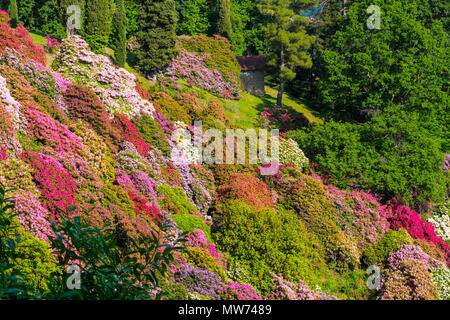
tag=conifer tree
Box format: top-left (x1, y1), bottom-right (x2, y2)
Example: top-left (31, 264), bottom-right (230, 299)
top-left (114, 0), bottom-right (127, 67)
top-left (82, 0), bottom-right (115, 52)
top-left (136, 0), bottom-right (177, 74)
top-left (217, 0), bottom-right (232, 39)
top-left (258, 0), bottom-right (316, 107)
top-left (8, 0), bottom-right (18, 28)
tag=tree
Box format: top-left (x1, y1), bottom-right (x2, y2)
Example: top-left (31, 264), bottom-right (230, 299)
top-left (257, 0), bottom-right (316, 107)
top-left (8, 0), bottom-right (18, 28)
top-left (175, 0), bottom-right (211, 35)
top-left (317, 0), bottom-right (448, 124)
top-left (217, 0), bottom-right (232, 38)
top-left (114, 0), bottom-right (127, 67)
top-left (82, 0), bottom-right (115, 52)
top-left (136, 0), bottom-right (177, 74)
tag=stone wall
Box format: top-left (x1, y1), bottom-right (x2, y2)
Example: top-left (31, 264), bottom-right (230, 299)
top-left (240, 70), bottom-right (265, 97)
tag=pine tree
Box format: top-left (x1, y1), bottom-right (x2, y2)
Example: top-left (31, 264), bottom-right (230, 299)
top-left (136, 0), bottom-right (177, 74)
top-left (8, 0), bottom-right (18, 28)
top-left (82, 0), bottom-right (115, 52)
top-left (115, 0), bottom-right (127, 67)
top-left (217, 0), bottom-right (232, 39)
top-left (257, 0), bottom-right (316, 107)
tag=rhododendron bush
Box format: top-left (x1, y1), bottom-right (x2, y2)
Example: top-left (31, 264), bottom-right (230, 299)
top-left (0, 11), bottom-right (46, 65)
top-left (54, 36), bottom-right (154, 119)
top-left (158, 49), bottom-right (241, 99)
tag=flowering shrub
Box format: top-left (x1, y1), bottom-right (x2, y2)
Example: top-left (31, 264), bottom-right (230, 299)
top-left (186, 246), bottom-right (227, 281)
top-left (45, 35), bottom-right (61, 54)
top-left (172, 214), bottom-right (212, 241)
top-left (128, 191), bottom-right (162, 223)
top-left (158, 184), bottom-right (198, 216)
top-left (0, 65), bottom-right (66, 124)
top-left (176, 92), bottom-right (203, 118)
top-left (388, 205), bottom-right (450, 266)
top-left (432, 267), bottom-right (450, 300)
top-left (151, 91), bottom-right (191, 124)
top-left (379, 245), bottom-right (441, 300)
top-left (0, 73), bottom-right (26, 134)
top-left (266, 273), bottom-right (338, 300)
top-left (134, 114), bottom-right (172, 157)
top-left (0, 145), bottom-right (6, 161)
top-left (278, 137), bottom-right (309, 170)
top-left (14, 192), bottom-right (52, 242)
top-left (361, 229), bottom-right (414, 266)
top-left (380, 258), bottom-right (439, 300)
top-left (127, 36), bottom-right (140, 52)
top-left (327, 185), bottom-right (390, 250)
top-left (215, 200), bottom-right (333, 294)
top-left (216, 173), bottom-right (273, 211)
top-left (112, 113), bottom-right (149, 157)
top-left (21, 151), bottom-right (78, 217)
top-left (160, 49), bottom-right (240, 99)
top-left (177, 34), bottom-right (241, 90)
top-left (428, 211), bottom-right (450, 242)
top-left (0, 156), bottom-right (40, 198)
top-left (0, 11), bottom-right (46, 65)
top-left (0, 48), bottom-right (58, 101)
top-left (206, 97), bottom-right (225, 123)
top-left (219, 281), bottom-right (262, 300)
top-left (0, 98), bottom-right (22, 156)
top-left (54, 36), bottom-right (154, 119)
top-left (64, 83), bottom-right (123, 150)
top-left (173, 263), bottom-right (223, 299)
top-left (186, 229), bottom-right (227, 269)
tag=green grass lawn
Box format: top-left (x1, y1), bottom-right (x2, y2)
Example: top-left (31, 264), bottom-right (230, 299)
top-left (222, 86), bottom-right (323, 129)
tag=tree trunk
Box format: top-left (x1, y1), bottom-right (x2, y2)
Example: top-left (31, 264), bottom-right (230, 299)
top-left (277, 47), bottom-right (285, 107)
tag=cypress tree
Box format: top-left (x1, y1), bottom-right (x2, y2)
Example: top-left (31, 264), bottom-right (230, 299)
top-left (115, 0), bottom-right (127, 67)
top-left (8, 0), bottom-right (18, 28)
top-left (217, 0), bottom-right (232, 39)
top-left (82, 0), bottom-right (115, 52)
top-left (136, 0), bottom-right (177, 74)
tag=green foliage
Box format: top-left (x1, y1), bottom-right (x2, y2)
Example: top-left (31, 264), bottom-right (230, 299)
top-left (134, 114), bottom-right (171, 157)
top-left (317, 0), bottom-right (449, 124)
top-left (325, 232), bottom-right (361, 272)
top-left (157, 184), bottom-right (198, 215)
top-left (217, 0), bottom-right (232, 39)
top-left (362, 229), bottom-right (414, 267)
top-left (7, 0), bottom-right (18, 28)
top-left (113, 0), bottom-right (127, 67)
top-left (0, 182), bottom-right (38, 299)
top-left (290, 111), bottom-right (447, 209)
top-left (175, 0), bottom-right (211, 35)
top-left (213, 200), bottom-right (334, 294)
top-left (136, 0), bottom-right (177, 74)
top-left (101, 184), bottom-right (136, 218)
top-left (186, 246), bottom-right (227, 281)
top-left (46, 215), bottom-right (183, 299)
top-left (8, 223), bottom-right (58, 293)
top-left (230, 0), bottom-right (267, 55)
top-left (152, 91), bottom-right (191, 124)
top-left (172, 213), bottom-right (212, 242)
top-left (82, 0), bottom-right (115, 53)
